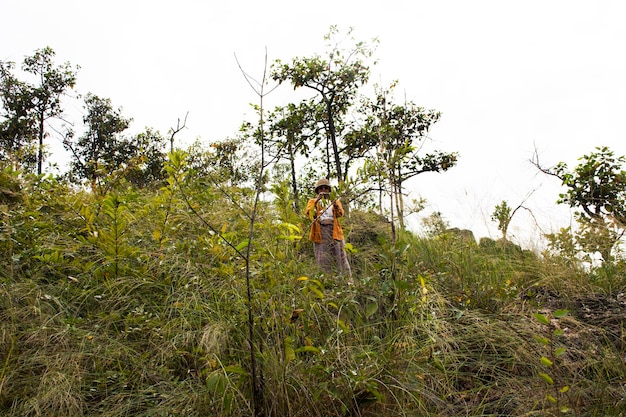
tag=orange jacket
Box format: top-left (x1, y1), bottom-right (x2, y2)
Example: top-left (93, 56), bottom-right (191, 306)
top-left (305, 198), bottom-right (345, 243)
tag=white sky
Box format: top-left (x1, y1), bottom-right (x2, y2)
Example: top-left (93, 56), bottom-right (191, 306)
top-left (2, 0), bottom-right (626, 247)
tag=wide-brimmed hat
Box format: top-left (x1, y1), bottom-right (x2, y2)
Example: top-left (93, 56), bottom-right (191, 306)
top-left (314, 178), bottom-right (331, 193)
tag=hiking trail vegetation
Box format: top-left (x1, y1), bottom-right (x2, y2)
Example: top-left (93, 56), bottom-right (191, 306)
top-left (2, 28), bottom-right (626, 416)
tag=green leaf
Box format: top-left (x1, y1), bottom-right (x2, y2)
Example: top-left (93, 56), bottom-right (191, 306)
top-left (546, 394), bottom-right (557, 403)
top-left (307, 284), bottom-right (324, 299)
top-left (533, 313), bottom-right (550, 325)
top-left (295, 345), bottom-right (321, 354)
top-left (559, 385), bottom-right (570, 393)
top-left (279, 222), bottom-right (301, 234)
top-left (555, 347), bottom-right (567, 356)
top-left (365, 301), bottom-right (378, 318)
top-left (278, 234), bottom-right (302, 242)
top-left (224, 365), bottom-right (248, 375)
top-left (336, 319), bottom-right (350, 334)
top-left (533, 335), bottom-right (550, 345)
top-left (309, 278), bottom-right (325, 290)
top-left (554, 309), bottom-right (569, 318)
top-left (539, 372), bottom-right (554, 385)
top-left (206, 372), bottom-right (226, 392)
top-left (540, 356), bottom-right (553, 367)
top-left (553, 328), bottom-right (565, 336)
top-left (223, 393), bottom-right (233, 413)
top-left (344, 242), bottom-right (357, 253)
top-left (235, 239), bottom-right (249, 251)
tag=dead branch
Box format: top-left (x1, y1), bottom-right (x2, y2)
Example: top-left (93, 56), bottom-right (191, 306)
top-left (169, 112), bottom-right (189, 153)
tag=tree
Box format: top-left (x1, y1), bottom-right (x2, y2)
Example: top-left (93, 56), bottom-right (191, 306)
top-left (64, 93), bottom-right (131, 190)
top-left (124, 128), bottom-right (168, 188)
top-left (491, 200), bottom-right (513, 240)
top-left (208, 136), bottom-right (259, 187)
top-left (262, 100), bottom-right (323, 213)
top-left (535, 146), bottom-right (626, 262)
top-left (0, 47), bottom-right (78, 174)
top-left (361, 84), bottom-right (458, 228)
top-left (0, 61), bottom-right (38, 168)
top-left (553, 146), bottom-right (626, 227)
top-left (491, 194), bottom-right (535, 241)
top-left (272, 26), bottom-right (376, 183)
top-left (422, 211), bottom-right (449, 237)
top-left (545, 215), bottom-right (622, 265)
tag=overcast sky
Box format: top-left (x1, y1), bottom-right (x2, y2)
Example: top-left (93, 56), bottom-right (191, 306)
top-left (3, 0), bottom-right (625, 247)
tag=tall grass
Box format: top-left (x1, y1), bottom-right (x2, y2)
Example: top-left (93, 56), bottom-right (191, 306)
top-left (1, 175), bottom-right (625, 416)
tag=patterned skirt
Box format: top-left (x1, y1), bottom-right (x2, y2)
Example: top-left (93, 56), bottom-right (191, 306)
top-left (313, 224), bottom-right (352, 277)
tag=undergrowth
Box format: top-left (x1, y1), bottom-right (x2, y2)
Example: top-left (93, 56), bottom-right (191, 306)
top-left (1, 171), bottom-right (625, 416)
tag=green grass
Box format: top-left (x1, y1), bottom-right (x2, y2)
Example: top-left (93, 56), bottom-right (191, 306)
top-left (1, 174), bottom-right (626, 416)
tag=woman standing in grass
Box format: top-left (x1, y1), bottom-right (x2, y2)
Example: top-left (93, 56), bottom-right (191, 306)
top-left (305, 178), bottom-right (352, 279)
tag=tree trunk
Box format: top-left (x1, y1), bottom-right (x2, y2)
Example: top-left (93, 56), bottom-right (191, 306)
top-left (325, 99), bottom-right (343, 181)
top-left (395, 170), bottom-right (405, 228)
top-left (288, 140), bottom-right (300, 213)
top-left (37, 109), bottom-right (44, 175)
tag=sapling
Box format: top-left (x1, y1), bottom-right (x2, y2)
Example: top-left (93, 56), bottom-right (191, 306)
top-left (532, 309), bottom-right (573, 415)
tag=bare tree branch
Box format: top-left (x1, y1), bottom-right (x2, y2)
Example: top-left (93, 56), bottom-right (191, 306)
top-left (530, 145), bottom-right (563, 180)
top-left (169, 112), bottom-right (188, 153)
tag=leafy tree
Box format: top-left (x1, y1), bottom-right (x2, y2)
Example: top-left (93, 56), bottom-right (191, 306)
top-left (0, 47), bottom-right (78, 174)
top-left (575, 215), bottom-right (622, 263)
top-left (261, 100), bottom-right (323, 213)
top-left (63, 93), bottom-right (131, 190)
top-left (360, 84), bottom-right (458, 228)
top-left (208, 136), bottom-right (260, 187)
top-left (546, 214), bottom-right (622, 265)
top-left (178, 139), bottom-right (212, 177)
top-left (124, 127), bottom-right (168, 188)
top-left (544, 226), bottom-right (578, 265)
top-left (272, 26), bottom-right (376, 183)
top-left (491, 194), bottom-right (537, 241)
top-left (0, 62), bottom-right (38, 168)
top-left (422, 211), bottom-right (449, 237)
top-left (492, 200), bottom-right (513, 240)
top-left (553, 146), bottom-right (626, 226)
top-left (536, 146), bottom-right (626, 262)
